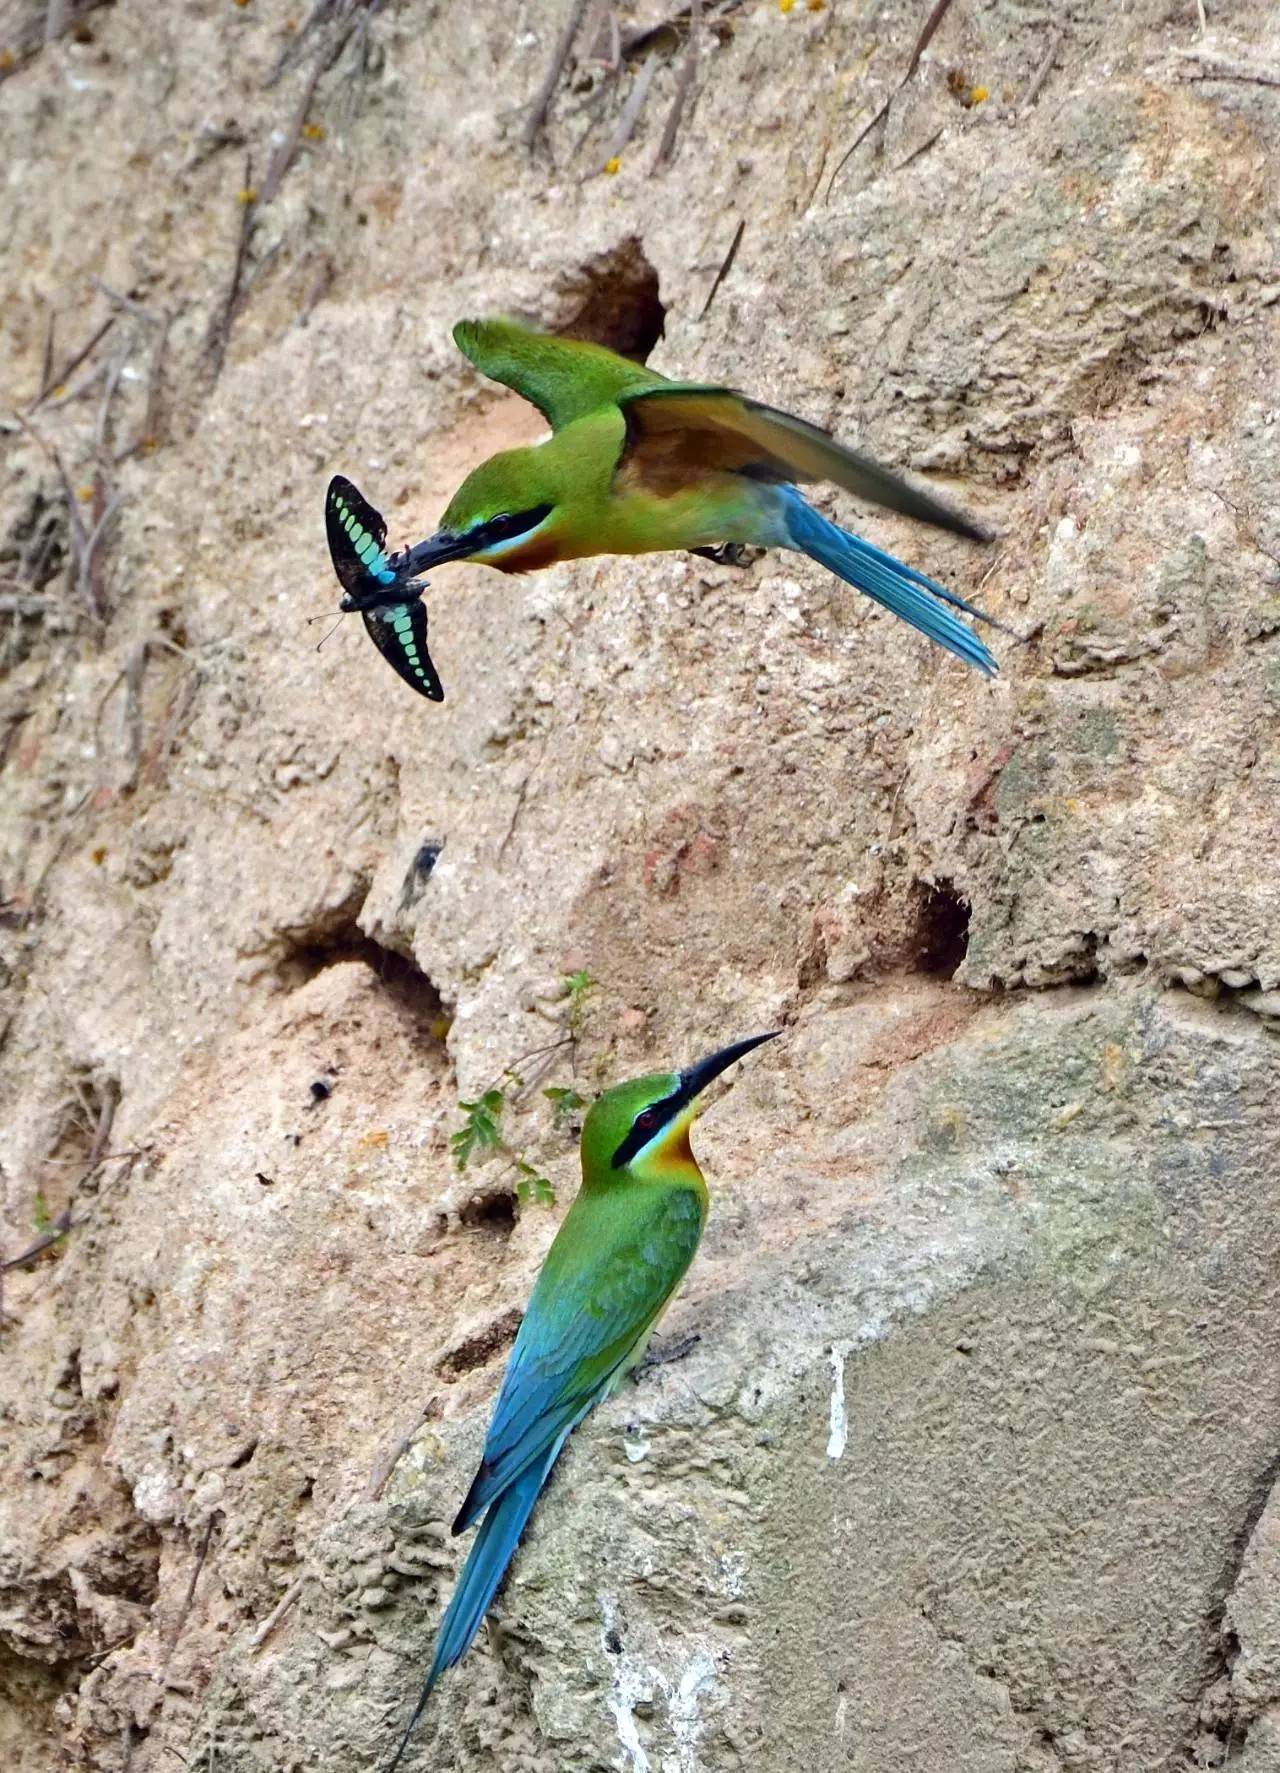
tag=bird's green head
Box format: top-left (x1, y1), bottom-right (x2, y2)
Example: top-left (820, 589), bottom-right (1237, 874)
top-left (400, 449), bottom-right (560, 571)
top-left (581, 1032), bottom-right (780, 1182)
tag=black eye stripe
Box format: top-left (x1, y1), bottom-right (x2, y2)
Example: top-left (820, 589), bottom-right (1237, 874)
top-left (474, 504), bottom-right (553, 547)
top-left (610, 1084), bottom-right (686, 1170)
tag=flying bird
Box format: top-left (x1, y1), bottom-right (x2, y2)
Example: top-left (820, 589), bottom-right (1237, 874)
top-left (384, 1030), bottom-right (780, 1769)
top-left (327, 318), bottom-right (1002, 700)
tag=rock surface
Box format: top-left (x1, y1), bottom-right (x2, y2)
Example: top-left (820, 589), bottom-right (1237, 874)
top-left (1, 2), bottom-right (1279, 1769)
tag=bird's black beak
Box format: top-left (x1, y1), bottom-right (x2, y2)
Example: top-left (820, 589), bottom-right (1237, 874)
top-left (399, 530), bottom-right (474, 574)
top-left (680, 1030), bottom-right (782, 1103)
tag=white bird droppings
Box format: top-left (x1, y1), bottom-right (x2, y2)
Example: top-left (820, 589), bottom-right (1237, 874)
top-left (826, 1345), bottom-right (848, 1459)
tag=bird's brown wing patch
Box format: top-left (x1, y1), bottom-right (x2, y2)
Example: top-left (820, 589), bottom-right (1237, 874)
top-left (618, 386), bottom-right (988, 540)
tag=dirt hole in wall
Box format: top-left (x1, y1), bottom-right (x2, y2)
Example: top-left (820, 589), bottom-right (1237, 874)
top-left (435, 1306), bottom-right (523, 1380)
top-left (458, 1187), bottom-right (517, 1238)
top-left (554, 237), bottom-right (665, 363)
top-left (277, 913), bottom-right (444, 1031)
top-left (910, 882), bottom-right (971, 979)
top-left (0, 1644), bottom-right (77, 1751)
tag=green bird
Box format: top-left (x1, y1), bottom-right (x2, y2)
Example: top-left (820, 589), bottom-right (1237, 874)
top-left (385, 1030), bottom-right (780, 1770)
top-left (372, 318), bottom-right (1002, 684)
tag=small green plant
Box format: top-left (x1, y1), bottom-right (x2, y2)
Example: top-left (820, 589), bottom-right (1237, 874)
top-left (514, 1161), bottom-right (557, 1208)
top-left (449, 985), bottom-right (604, 1206)
top-left (450, 1089), bottom-right (505, 1172)
top-left (32, 1190), bottom-right (53, 1235)
top-left (564, 969), bottom-right (597, 1037)
top-left (544, 1085), bottom-right (587, 1131)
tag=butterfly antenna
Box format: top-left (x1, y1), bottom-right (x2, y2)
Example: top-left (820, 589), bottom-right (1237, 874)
top-left (310, 611), bottom-right (347, 652)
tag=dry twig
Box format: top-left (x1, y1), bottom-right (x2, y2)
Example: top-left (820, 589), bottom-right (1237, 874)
top-left (140, 311), bottom-right (171, 452)
top-left (89, 277), bottom-right (161, 320)
top-left (249, 1579), bottom-right (304, 1648)
top-left (1020, 28), bottom-right (1064, 112)
top-left (37, 309), bottom-right (56, 404)
top-left (826, 0), bottom-right (956, 200)
top-left (17, 416), bottom-right (119, 627)
top-left (27, 316), bottom-right (115, 414)
top-left (698, 216), bottom-right (745, 319)
top-left (263, 48), bottom-right (328, 201)
top-left (165, 1515), bottom-right (218, 1655)
top-left (205, 158), bottom-right (256, 378)
top-left (95, 348), bottom-right (128, 455)
top-left (522, 0), bottom-right (592, 150)
top-left (650, 0), bottom-right (701, 172)
top-left (141, 668), bottom-right (200, 786)
top-left (122, 641), bottom-right (148, 788)
top-left (599, 52), bottom-right (658, 168)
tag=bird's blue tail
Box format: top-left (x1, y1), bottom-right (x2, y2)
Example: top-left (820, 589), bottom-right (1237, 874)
top-left (775, 485), bottom-right (999, 676)
top-left (383, 1441), bottom-right (562, 1772)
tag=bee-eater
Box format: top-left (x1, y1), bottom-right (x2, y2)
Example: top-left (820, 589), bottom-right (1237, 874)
top-left (384, 1031), bottom-right (780, 1770)
top-left (328, 319), bottom-right (1003, 700)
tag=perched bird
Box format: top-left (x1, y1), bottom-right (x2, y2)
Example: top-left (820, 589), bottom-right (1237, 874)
top-left (327, 318), bottom-right (1003, 700)
top-left (384, 1030), bottom-right (780, 1770)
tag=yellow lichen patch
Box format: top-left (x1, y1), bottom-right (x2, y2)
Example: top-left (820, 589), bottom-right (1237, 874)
top-left (359, 1128), bottom-right (391, 1149)
top-left (237, 185), bottom-right (258, 206)
top-left (970, 86), bottom-right (990, 104)
top-left (303, 122), bottom-right (325, 141)
top-left (604, 156), bottom-right (621, 176)
top-left (429, 1015), bottom-right (452, 1043)
top-left (778, 0), bottom-right (796, 12)
top-left (77, 484), bottom-right (95, 502)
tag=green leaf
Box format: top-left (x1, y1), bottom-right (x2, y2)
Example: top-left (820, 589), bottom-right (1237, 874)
top-left (544, 1085), bottom-right (587, 1130)
top-left (514, 1162), bottom-right (557, 1208)
top-left (564, 970), bottom-right (598, 1035)
top-left (450, 1089), bottom-right (506, 1171)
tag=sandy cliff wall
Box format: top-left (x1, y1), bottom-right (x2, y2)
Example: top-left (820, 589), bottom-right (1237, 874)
top-left (1, 1), bottom-right (1279, 1769)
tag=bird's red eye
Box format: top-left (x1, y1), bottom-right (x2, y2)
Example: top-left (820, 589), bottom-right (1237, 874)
top-left (636, 1109), bottom-right (658, 1131)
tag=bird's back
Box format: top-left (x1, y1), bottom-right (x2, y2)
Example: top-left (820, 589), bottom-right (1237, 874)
top-left (453, 317), bottom-right (669, 431)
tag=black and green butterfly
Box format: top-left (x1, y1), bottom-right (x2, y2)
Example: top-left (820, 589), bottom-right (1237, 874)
top-left (324, 476), bottom-right (444, 702)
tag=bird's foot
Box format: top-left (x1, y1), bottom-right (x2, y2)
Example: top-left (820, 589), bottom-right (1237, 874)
top-left (632, 1331), bottom-right (702, 1382)
top-left (690, 543), bottom-right (753, 569)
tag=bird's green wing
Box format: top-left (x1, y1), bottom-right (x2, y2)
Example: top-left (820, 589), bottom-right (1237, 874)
top-left (453, 318), bottom-right (669, 432)
top-left (617, 385), bottom-right (988, 541)
top-left (452, 1186), bottom-right (703, 1534)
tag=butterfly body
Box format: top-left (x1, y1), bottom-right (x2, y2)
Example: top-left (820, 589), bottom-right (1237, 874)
top-left (324, 476), bottom-right (445, 702)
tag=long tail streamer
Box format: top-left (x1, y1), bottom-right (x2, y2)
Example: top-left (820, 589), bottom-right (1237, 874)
top-left (384, 1438), bottom-right (564, 1772)
top-left (777, 484), bottom-right (1001, 676)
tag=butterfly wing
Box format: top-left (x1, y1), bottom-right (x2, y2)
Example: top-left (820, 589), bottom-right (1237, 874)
top-left (326, 475), bottom-right (399, 597)
top-left (361, 601), bottom-right (445, 702)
